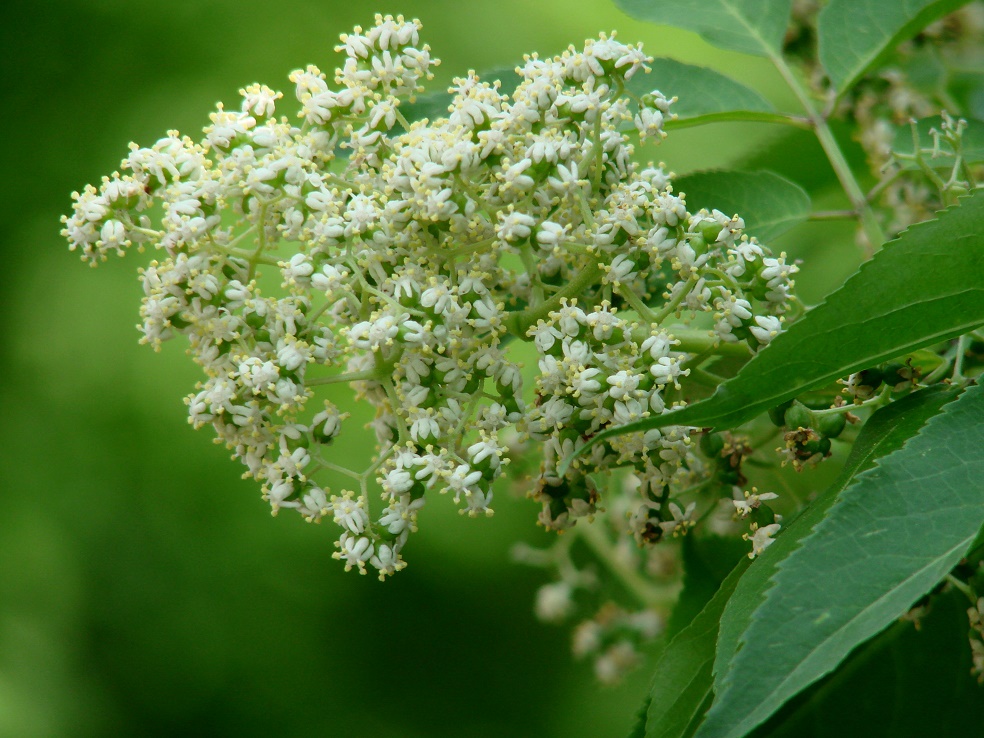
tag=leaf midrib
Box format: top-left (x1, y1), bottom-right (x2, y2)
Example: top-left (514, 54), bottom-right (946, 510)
top-left (720, 0), bottom-right (781, 58)
top-left (719, 532), bottom-right (976, 737)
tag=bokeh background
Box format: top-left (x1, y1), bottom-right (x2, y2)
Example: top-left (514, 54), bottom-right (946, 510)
top-left (0, 1), bottom-right (858, 736)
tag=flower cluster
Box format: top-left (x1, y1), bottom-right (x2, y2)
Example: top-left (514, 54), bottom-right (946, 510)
top-left (968, 596), bottom-right (984, 682)
top-left (63, 16), bottom-right (797, 581)
top-left (785, 0), bottom-right (984, 242)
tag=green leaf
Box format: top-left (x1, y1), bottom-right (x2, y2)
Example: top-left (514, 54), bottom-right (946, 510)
top-left (627, 58), bottom-right (781, 129)
top-left (818, 0), bottom-right (974, 95)
top-left (752, 589), bottom-right (984, 736)
top-left (712, 384), bottom-right (961, 722)
top-left (666, 535), bottom-right (749, 640)
top-left (614, 0), bottom-right (792, 58)
top-left (673, 170), bottom-right (811, 243)
top-left (566, 190), bottom-right (984, 462)
top-left (643, 559), bottom-right (749, 738)
top-left (628, 697), bottom-right (651, 738)
top-left (696, 382), bottom-right (984, 738)
top-left (950, 71), bottom-right (984, 119)
top-left (892, 116), bottom-right (984, 169)
top-left (736, 121), bottom-right (868, 193)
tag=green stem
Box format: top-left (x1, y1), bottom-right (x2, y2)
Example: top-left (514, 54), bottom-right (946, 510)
top-left (307, 369), bottom-right (381, 386)
top-left (504, 259), bottom-right (604, 337)
top-left (518, 241), bottom-right (545, 307)
top-left (212, 243), bottom-right (279, 265)
top-left (952, 334), bottom-right (971, 383)
top-left (590, 105), bottom-right (605, 193)
top-left (628, 326), bottom-right (751, 358)
top-left (577, 521), bottom-right (676, 607)
top-left (945, 574), bottom-right (978, 605)
top-left (324, 174), bottom-right (361, 191)
top-left (771, 54), bottom-right (886, 254)
top-left (321, 460), bottom-right (363, 481)
top-left (307, 301), bottom-right (332, 325)
top-left (663, 111), bottom-right (812, 131)
top-left (809, 209), bottom-right (857, 221)
top-left (651, 276), bottom-right (697, 324)
top-left (866, 167), bottom-right (904, 203)
top-left (813, 384), bottom-right (891, 416)
top-left (382, 378), bottom-right (412, 445)
top-left (618, 283), bottom-right (658, 324)
top-left (247, 203), bottom-right (269, 281)
top-left (393, 108), bottom-right (413, 133)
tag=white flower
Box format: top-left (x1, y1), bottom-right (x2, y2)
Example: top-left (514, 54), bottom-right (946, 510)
top-left (606, 370), bottom-right (641, 401)
top-left (331, 493), bottom-right (369, 534)
top-left (634, 106), bottom-right (667, 141)
top-left (570, 367), bottom-right (603, 399)
top-left (650, 356), bottom-right (688, 387)
top-left (495, 210), bottom-right (536, 243)
top-left (613, 398), bottom-right (646, 424)
top-left (585, 308), bottom-right (619, 342)
top-left (334, 532), bottom-right (374, 572)
top-left (604, 253), bottom-right (638, 286)
top-left (530, 320), bottom-right (563, 352)
top-left (535, 582), bottom-right (574, 622)
top-left (65, 17), bottom-right (799, 584)
top-left (732, 488), bottom-right (779, 518)
top-left (240, 83), bottom-right (282, 118)
top-left (536, 220), bottom-right (566, 250)
top-left (281, 253), bottom-right (314, 286)
top-left (745, 522), bottom-right (782, 558)
top-left (750, 315), bottom-right (782, 345)
top-left (299, 486), bottom-right (329, 521)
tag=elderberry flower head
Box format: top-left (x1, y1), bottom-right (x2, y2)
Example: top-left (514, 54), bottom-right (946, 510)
top-left (63, 16), bottom-right (797, 580)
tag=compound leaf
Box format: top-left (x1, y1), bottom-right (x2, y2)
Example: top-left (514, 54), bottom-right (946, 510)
top-left (696, 382), bottom-right (984, 737)
top-left (711, 385), bottom-right (961, 726)
top-left (751, 589), bottom-right (984, 736)
top-left (666, 535), bottom-right (749, 640)
top-left (615, 0), bottom-right (792, 57)
top-left (819, 0), bottom-right (973, 95)
top-left (713, 385), bottom-right (959, 678)
top-left (643, 560), bottom-right (749, 738)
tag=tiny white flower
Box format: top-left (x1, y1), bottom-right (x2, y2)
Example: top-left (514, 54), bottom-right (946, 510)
top-left (745, 522), bottom-right (782, 558)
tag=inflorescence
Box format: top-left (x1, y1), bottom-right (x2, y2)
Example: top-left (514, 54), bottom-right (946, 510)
top-left (62, 16), bottom-right (797, 582)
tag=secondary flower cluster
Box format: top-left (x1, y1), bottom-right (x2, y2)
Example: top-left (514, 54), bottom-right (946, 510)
top-left (786, 0), bottom-right (984, 241)
top-left (62, 16), bottom-right (797, 579)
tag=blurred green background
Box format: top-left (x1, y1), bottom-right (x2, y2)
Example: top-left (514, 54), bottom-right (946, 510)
top-left (0, 1), bottom-right (856, 736)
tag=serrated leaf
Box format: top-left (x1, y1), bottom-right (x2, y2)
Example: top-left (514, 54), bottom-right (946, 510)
top-left (566, 191), bottom-right (984, 463)
top-left (628, 697), bottom-right (651, 738)
top-left (627, 58), bottom-right (779, 129)
top-left (667, 535), bottom-right (749, 640)
top-left (696, 382), bottom-right (984, 738)
top-left (752, 590), bottom-right (984, 736)
top-left (643, 559), bottom-right (749, 738)
top-left (892, 116), bottom-right (984, 169)
top-left (712, 384), bottom-right (960, 720)
top-left (615, 0), bottom-right (792, 58)
top-left (673, 170), bottom-right (810, 243)
top-left (819, 0), bottom-right (973, 95)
